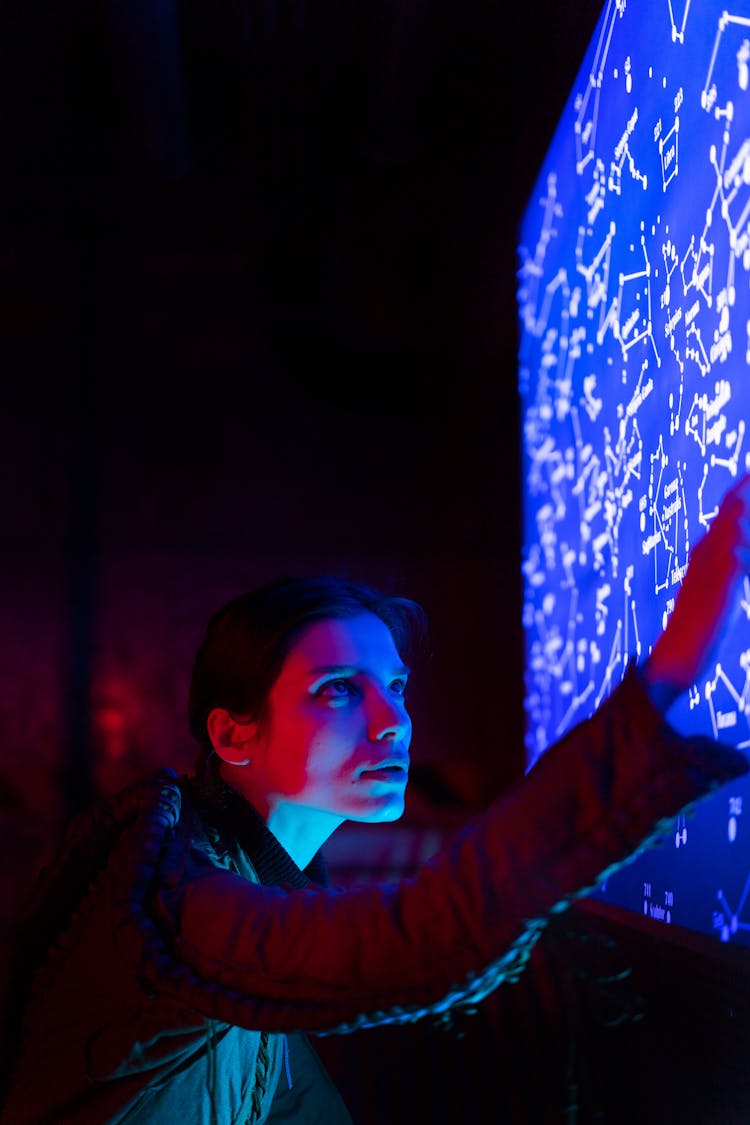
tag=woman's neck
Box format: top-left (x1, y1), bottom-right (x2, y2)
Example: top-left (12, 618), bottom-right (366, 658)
top-left (264, 802), bottom-right (345, 869)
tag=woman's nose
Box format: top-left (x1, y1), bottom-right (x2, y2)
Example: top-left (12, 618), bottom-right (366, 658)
top-left (367, 688), bottom-right (411, 742)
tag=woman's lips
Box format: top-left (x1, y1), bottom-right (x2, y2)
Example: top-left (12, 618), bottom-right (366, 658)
top-left (358, 762), bottom-right (409, 782)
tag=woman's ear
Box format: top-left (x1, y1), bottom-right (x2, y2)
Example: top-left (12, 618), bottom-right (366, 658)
top-left (206, 707), bottom-right (257, 766)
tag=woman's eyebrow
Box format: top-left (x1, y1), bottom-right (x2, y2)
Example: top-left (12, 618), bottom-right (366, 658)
top-left (308, 664), bottom-right (358, 676)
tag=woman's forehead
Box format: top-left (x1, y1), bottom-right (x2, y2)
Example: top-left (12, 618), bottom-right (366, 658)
top-left (285, 613), bottom-right (404, 670)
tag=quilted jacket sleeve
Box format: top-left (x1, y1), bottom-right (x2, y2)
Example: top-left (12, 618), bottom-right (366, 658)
top-left (142, 664), bottom-right (747, 1034)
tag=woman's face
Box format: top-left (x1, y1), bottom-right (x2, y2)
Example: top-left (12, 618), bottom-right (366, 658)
top-left (249, 611), bottom-right (412, 823)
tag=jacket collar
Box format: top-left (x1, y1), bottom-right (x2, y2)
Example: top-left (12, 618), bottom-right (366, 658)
top-left (184, 775), bottom-right (330, 889)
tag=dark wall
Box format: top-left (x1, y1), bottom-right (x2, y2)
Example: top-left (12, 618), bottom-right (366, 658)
top-left (1, 0), bottom-right (608, 911)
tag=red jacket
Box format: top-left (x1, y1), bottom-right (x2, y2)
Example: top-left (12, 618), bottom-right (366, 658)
top-left (1, 664), bottom-right (746, 1124)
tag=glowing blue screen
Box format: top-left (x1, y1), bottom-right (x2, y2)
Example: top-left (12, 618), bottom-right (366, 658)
top-left (517, 0), bottom-right (750, 946)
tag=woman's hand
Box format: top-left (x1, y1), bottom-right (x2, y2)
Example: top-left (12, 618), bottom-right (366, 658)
top-left (641, 471), bottom-right (750, 714)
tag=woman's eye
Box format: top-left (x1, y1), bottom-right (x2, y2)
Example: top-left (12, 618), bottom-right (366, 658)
top-left (315, 678), bottom-right (355, 700)
top-left (390, 678), bottom-right (409, 697)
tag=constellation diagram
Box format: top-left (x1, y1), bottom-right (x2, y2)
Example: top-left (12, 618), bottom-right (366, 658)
top-left (517, 0), bottom-right (750, 947)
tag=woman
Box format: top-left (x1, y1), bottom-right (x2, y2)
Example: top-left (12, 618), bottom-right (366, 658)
top-left (2, 472), bottom-right (750, 1125)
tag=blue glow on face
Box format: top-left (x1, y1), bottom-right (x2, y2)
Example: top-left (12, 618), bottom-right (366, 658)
top-left (517, 0), bottom-right (750, 945)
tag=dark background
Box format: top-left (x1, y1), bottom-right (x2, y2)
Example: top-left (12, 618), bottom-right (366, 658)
top-left (15, 4), bottom-right (748, 1123)
top-left (0, 0), bottom-right (605, 851)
